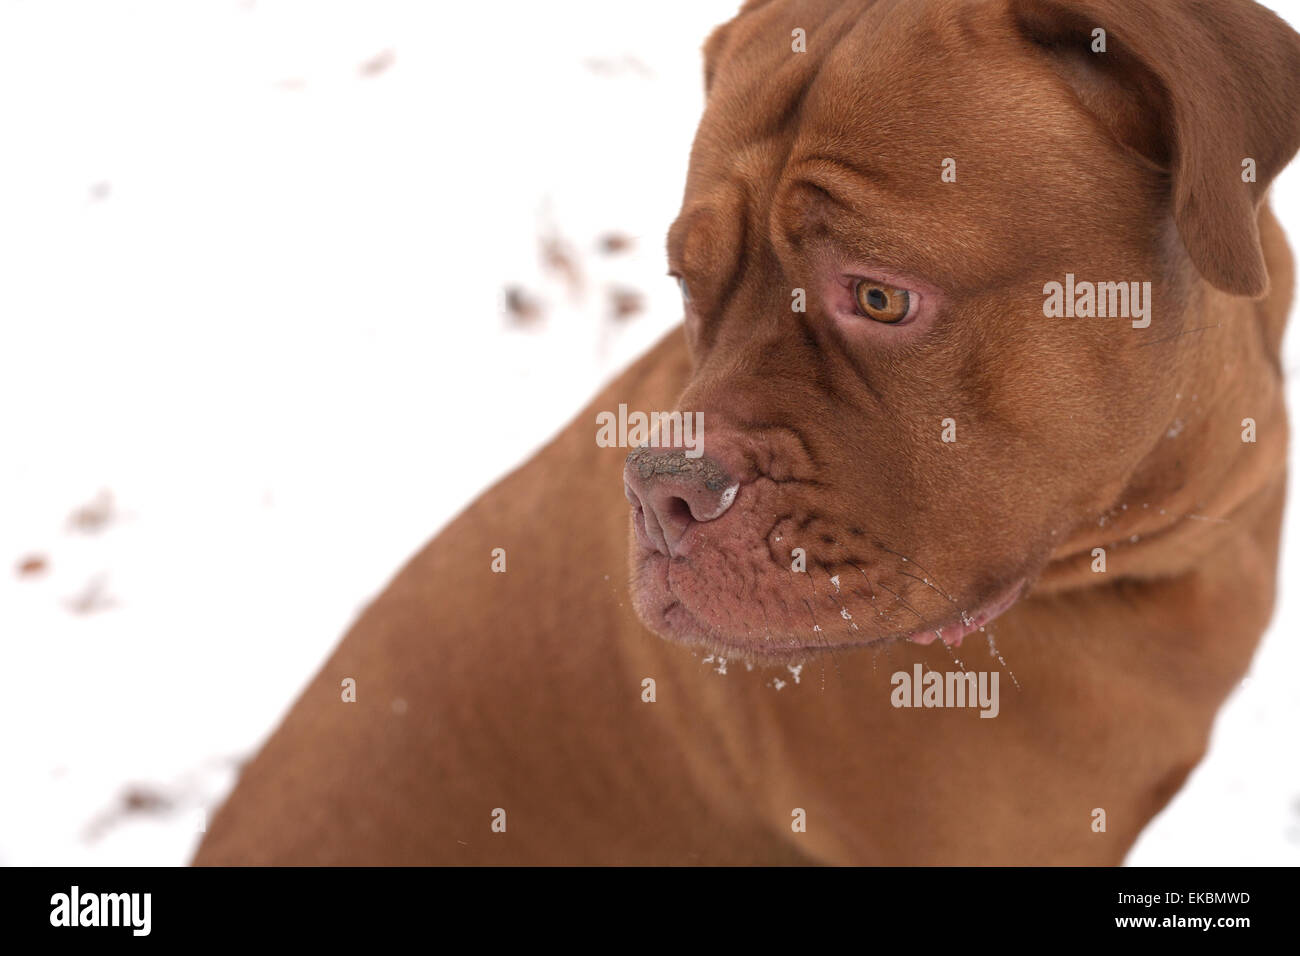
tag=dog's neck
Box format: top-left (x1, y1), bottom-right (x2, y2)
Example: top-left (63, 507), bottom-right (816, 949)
top-left (1038, 277), bottom-right (1287, 595)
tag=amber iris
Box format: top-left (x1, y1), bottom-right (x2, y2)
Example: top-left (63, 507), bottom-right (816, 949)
top-left (853, 279), bottom-right (910, 323)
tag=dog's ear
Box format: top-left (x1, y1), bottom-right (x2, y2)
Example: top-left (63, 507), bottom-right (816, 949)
top-left (1011, 0), bottom-right (1300, 297)
top-left (701, 20), bottom-right (732, 94)
top-left (702, 0), bottom-right (779, 94)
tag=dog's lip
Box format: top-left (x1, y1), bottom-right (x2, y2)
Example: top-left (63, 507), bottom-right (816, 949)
top-left (634, 545), bottom-right (1030, 657)
top-left (659, 599), bottom-right (830, 661)
top-left (904, 578), bottom-right (1028, 647)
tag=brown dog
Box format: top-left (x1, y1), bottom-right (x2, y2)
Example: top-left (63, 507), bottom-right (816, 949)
top-left (195, 0), bottom-right (1300, 865)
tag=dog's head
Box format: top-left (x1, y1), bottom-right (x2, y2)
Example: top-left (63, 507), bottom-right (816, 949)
top-left (625, 0), bottom-right (1300, 659)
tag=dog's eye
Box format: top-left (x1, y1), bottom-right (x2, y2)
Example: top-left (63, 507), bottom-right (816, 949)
top-left (853, 279), bottom-right (910, 323)
top-left (677, 276), bottom-right (691, 304)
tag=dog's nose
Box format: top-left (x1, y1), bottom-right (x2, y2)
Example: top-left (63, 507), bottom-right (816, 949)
top-left (623, 447), bottom-right (738, 556)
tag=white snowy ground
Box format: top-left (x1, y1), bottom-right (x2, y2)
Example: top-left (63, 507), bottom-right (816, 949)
top-left (0, 0), bottom-right (1296, 867)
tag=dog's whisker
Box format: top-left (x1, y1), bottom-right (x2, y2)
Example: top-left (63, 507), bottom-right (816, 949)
top-left (896, 569), bottom-right (961, 610)
top-left (802, 576), bottom-right (845, 680)
top-left (759, 600), bottom-right (774, 645)
top-left (848, 584), bottom-right (894, 626)
top-left (876, 545), bottom-right (959, 603)
top-left (985, 626), bottom-right (1021, 690)
top-left (1181, 512), bottom-right (1231, 525)
top-left (848, 562), bottom-right (893, 624)
top-left (875, 580), bottom-right (926, 624)
top-left (1135, 323), bottom-right (1222, 348)
top-left (940, 638), bottom-right (967, 671)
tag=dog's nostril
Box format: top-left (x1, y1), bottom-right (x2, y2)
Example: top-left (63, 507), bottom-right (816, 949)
top-left (663, 496), bottom-right (693, 523)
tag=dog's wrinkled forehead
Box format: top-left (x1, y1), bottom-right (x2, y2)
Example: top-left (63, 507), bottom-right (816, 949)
top-left (688, 0), bottom-right (1300, 300)
top-left (697, 0), bottom-right (986, 153)
top-left (674, 0), bottom-right (1111, 306)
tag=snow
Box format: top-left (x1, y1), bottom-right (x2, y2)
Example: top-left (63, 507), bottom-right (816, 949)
top-left (1, 0), bottom-right (1298, 866)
